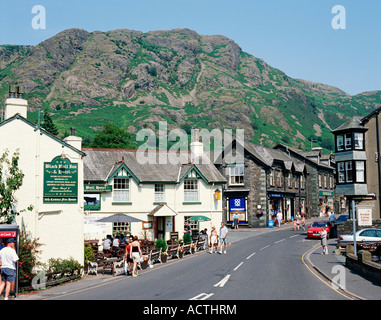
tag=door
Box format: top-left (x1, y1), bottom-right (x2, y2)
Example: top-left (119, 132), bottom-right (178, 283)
top-left (157, 217), bottom-right (165, 240)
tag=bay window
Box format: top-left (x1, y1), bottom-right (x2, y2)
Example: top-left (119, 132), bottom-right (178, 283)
top-left (336, 160), bottom-right (366, 184)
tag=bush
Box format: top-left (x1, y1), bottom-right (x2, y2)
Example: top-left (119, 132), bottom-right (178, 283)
top-left (84, 245), bottom-right (95, 265)
top-left (48, 258), bottom-right (82, 276)
top-left (18, 229), bottom-right (43, 282)
top-left (183, 232), bottom-right (191, 244)
top-left (155, 238), bottom-right (167, 252)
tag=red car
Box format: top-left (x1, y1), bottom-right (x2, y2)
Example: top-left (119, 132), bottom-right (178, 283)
top-left (307, 221), bottom-right (331, 239)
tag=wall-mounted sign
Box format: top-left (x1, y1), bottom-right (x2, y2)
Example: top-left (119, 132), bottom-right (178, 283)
top-left (43, 156), bottom-right (78, 203)
top-left (84, 193), bottom-right (101, 210)
top-left (84, 185), bottom-right (112, 193)
top-left (358, 207), bottom-right (372, 226)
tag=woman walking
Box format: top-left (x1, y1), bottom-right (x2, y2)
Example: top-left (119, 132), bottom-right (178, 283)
top-left (210, 226), bottom-right (218, 253)
top-left (129, 236), bottom-right (142, 277)
top-left (319, 227), bottom-right (328, 255)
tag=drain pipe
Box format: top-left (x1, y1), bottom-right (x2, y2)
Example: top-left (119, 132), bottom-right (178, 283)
top-left (376, 115), bottom-right (381, 215)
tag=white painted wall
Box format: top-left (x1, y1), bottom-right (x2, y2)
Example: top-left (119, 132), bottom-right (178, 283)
top-left (0, 116), bottom-right (84, 265)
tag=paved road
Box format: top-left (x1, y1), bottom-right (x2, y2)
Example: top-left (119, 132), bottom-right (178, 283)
top-left (33, 227), bottom-right (350, 301)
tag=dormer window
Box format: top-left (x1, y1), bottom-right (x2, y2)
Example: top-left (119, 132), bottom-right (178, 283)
top-left (354, 132), bottom-right (364, 150)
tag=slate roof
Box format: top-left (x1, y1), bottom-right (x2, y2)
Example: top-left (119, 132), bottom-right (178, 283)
top-left (331, 116), bottom-right (366, 133)
top-left (83, 148), bottom-right (226, 184)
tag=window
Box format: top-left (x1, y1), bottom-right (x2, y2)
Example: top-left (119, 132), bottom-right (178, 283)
top-left (228, 165), bottom-right (244, 185)
top-left (345, 134), bottom-right (352, 150)
top-left (300, 175), bottom-right (305, 189)
top-left (337, 135), bottom-right (344, 151)
top-left (356, 161), bottom-right (365, 183)
top-left (318, 174), bottom-right (322, 187)
top-left (293, 174), bottom-right (298, 188)
top-left (354, 132), bottom-right (364, 150)
top-left (345, 162), bottom-right (353, 182)
top-left (154, 184), bottom-right (165, 202)
top-left (184, 179), bottom-right (198, 202)
top-left (113, 178), bottom-right (129, 202)
top-left (113, 222), bottom-right (129, 234)
top-left (269, 170), bottom-right (274, 186)
top-left (338, 162), bottom-right (345, 183)
top-left (337, 161), bottom-right (366, 184)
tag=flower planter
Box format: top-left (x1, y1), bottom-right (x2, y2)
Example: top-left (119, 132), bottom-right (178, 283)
top-left (140, 260), bottom-right (149, 269)
top-left (178, 251), bottom-right (184, 259)
top-left (161, 255), bottom-right (167, 263)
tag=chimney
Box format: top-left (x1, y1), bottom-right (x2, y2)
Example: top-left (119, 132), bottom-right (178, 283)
top-left (63, 126), bottom-right (82, 151)
top-left (190, 128), bottom-right (203, 163)
top-left (4, 86), bottom-right (28, 120)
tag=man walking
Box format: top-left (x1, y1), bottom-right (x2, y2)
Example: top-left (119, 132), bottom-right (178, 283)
top-left (0, 238), bottom-right (19, 300)
top-left (219, 222), bottom-right (228, 254)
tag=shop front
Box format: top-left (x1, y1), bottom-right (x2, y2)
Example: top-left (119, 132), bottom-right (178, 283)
top-left (319, 190), bottom-right (334, 216)
top-left (268, 192), bottom-right (297, 222)
top-left (225, 192), bottom-right (248, 226)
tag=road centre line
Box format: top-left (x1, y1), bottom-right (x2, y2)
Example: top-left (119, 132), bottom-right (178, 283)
top-left (260, 245), bottom-right (270, 251)
top-left (275, 239), bottom-right (285, 244)
top-left (214, 274), bottom-right (231, 287)
top-left (246, 252), bottom-right (256, 260)
top-left (289, 234), bottom-right (299, 238)
top-left (234, 262), bottom-right (244, 271)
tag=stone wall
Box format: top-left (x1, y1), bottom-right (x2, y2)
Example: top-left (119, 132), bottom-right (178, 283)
top-left (337, 219), bottom-right (381, 237)
top-left (345, 249), bottom-right (381, 285)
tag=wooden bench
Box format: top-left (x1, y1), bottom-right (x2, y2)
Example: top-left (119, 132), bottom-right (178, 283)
top-left (149, 248), bottom-right (162, 265)
top-left (166, 244), bottom-right (180, 259)
top-left (182, 242), bottom-right (192, 255)
top-left (196, 239), bottom-right (206, 251)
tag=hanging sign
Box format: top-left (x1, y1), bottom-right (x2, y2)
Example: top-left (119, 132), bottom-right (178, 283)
top-left (43, 156), bottom-right (78, 203)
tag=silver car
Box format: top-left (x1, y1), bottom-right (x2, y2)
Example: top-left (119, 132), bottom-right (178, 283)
top-left (338, 228), bottom-right (381, 249)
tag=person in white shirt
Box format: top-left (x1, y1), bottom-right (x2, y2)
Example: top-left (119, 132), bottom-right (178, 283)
top-left (219, 222), bottom-right (228, 254)
top-left (0, 238), bottom-right (19, 300)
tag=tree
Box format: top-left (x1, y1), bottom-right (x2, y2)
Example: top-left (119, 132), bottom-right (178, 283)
top-left (90, 122), bottom-right (135, 149)
top-left (42, 110), bottom-right (59, 136)
top-left (0, 149), bottom-right (28, 224)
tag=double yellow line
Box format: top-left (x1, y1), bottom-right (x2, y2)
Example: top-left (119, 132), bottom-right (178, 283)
top-left (301, 243), bottom-right (361, 300)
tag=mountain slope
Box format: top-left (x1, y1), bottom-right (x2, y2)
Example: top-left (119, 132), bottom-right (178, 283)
top-left (1, 28), bottom-right (380, 150)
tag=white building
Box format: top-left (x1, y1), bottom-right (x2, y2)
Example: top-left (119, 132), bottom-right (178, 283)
top-left (0, 89), bottom-right (85, 265)
top-left (83, 141), bottom-right (226, 243)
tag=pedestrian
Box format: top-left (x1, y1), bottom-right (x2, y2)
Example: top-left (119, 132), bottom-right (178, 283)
top-left (130, 236), bottom-right (142, 277)
top-left (296, 213), bottom-right (301, 231)
top-left (0, 238), bottom-right (19, 300)
top-left (210, 226), bottom-right (218, 253)
top-left (276, 211), bottom-right (282, 227)
top-left (319, 227), bottom-right (328, 255)
top-left (301, 215), bottom-right (306, 231)
top-left (233, 213), bottom-right (239, 230)
top-left (293, 218), bottom-right (297, 231)
top-left (219, 222), bottom-right (228, 254)
top-left (124, 237), bottom-right (133, 275)
top-left (329, 212), bottom-right (336, 227)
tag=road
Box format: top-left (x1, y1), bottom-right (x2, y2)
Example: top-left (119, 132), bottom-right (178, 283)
top-left (40, 227), bottom-right (350, 301)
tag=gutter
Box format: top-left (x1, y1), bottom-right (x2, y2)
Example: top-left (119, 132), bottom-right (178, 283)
top-left (376, 115), bottom-right (381, 213)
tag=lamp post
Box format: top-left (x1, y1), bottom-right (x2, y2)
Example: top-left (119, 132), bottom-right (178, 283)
top-left (352, 199), bottom-right (357, 256)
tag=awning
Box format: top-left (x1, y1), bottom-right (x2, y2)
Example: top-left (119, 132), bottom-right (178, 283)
top-left (148, 204), bottom-right (177, 217)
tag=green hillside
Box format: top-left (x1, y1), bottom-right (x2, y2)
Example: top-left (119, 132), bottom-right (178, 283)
top-left (1, 28), bottom-right (380, 151)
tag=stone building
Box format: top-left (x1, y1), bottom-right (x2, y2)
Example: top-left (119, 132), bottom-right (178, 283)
top-left (215, 140), bottom-right (307, 228)
top-left (274, 144), bottom-right (336, 217)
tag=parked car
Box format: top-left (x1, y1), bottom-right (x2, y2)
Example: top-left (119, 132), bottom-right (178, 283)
top-left (307, 221), bottom-right (332, 239)
top-left (338, 228), bottom-right (381, 249)
top-left (335, 214), bottom-right (349, 224)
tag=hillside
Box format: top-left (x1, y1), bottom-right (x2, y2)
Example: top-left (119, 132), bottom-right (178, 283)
top-left (1, 28), bottom-right (380, 150)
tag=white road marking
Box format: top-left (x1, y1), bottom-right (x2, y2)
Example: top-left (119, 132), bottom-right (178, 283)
top-left (234, 262), bottom-right (244, 271)
top-left (246, 252), bottom-right (256, 260)
top-left (189, 293), bottom-right (214, 300)
top-left (289, 234), bottom-right (299, 238)
top-left (260, 245), bottom-right (270, 251)
top-left (275, 239), bottom-right (285, 244)
top-left (214, 274), bottom-right (231, 287)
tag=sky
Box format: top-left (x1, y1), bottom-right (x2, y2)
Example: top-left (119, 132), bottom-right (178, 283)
top-left (0, 0), bottom-right (380, 95)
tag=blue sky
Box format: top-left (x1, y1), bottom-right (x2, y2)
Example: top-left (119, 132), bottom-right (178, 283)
top-left (0, 0), bottom-right (380, 95)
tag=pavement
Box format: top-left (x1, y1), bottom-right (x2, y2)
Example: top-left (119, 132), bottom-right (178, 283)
top-left (14, 218), bottom-right (381, 300)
